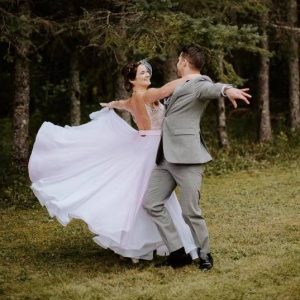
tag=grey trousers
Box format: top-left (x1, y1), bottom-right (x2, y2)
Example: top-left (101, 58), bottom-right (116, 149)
top-left (143, 159), bottom-right (210, 259)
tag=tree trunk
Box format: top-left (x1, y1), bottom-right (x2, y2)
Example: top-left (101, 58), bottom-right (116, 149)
top-left (217, 53), bottom-right (230, 148)
top-left (258, 16), bottom-right (272, 143)
top-left (69, 50), bottom-right (81, 125)
top-left (13, 45), bottom-right (30, 167)
top-left (114, 4), bottom-right (131, 124)
top-left (115, 60), bottom-right (131, 124)
top-left (287, 0), bottom-right (300, 131)
top-left (164, 48), bottom-right (178, 82)
top-left (217, 97), bottom-right (230, 147)
top-left (12, 1), bottom-right (30, 167)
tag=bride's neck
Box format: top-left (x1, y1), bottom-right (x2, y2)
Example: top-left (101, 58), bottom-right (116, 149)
top-left (132, 89), bottom-right (147, 94)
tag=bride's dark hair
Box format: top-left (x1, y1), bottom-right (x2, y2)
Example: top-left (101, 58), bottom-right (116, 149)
top-left (122, 62), bottom-right (142, 92)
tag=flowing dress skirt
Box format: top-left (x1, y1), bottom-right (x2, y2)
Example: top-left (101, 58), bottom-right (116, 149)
top-left (28, 108), bottom-right (198, 260)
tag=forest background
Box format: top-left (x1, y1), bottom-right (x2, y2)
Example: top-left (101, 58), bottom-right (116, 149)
top-left (1, 0), bottom-right (299, 207)
top-left (0, 1), bottom-right (299, 299)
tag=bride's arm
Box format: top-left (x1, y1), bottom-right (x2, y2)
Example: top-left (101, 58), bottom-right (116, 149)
top-left (101, 75), bottom-right (191, 107)
top-left (100, 98), bottom-right (151, 130)
top-left (100, 99), bottom-right (129, 110)
top-left (143, 76), bottom-right (190, 104)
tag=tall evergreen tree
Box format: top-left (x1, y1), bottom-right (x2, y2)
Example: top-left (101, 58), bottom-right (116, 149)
top-left (287, 0), bottom-right (300, 131)
top-left (216, 52), bottom-right (230, 148)
top-left (8, 1), bottom-right (32, 167)
top-left (258, 11), bottom-right (272, 142)
top-left (69, 49), bottom-right (81, 125)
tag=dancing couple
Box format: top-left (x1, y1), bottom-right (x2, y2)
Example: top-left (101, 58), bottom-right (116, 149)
top-left (29, 45), bottom-right (251, 271)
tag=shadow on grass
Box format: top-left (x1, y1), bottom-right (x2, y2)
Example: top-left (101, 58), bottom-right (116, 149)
top-left (8, 230), bottom-right (155, 277)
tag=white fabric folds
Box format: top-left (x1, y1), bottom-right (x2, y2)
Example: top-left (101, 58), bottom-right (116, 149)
top-left (28, 108), bottom-right (198, 260)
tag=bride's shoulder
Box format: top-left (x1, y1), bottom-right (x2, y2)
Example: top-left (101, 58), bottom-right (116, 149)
top-left (147, 87), bottom-right (157, 92)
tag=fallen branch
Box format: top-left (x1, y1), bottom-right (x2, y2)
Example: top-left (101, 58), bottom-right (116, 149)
top-left (271, 23), bottom-right (300, 38)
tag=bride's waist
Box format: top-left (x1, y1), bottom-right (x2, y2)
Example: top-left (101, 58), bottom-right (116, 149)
top-left (139, 130), bottom-right (161, 136)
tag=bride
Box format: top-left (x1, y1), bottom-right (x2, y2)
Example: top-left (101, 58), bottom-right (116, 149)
top-left (28, 60), bottom-right (199, 261)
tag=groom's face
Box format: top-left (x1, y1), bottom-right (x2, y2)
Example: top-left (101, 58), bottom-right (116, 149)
top-left (176, 53), bottom-right (185, 77)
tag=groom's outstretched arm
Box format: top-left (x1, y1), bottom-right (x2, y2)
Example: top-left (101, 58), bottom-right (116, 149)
top-left (194, 79), bottom-right (251, 107)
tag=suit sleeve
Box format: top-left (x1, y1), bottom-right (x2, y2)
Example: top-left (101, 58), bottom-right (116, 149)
top-left (194, 79), bottom-right (229, 100)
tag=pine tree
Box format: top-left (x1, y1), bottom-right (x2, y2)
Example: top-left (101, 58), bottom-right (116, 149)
top-left (11, 1), bottom-right (31, 167)
top-left (258, 12), bottom-right (272, 142)
top-left (287, 0), bottom-right (300, 131)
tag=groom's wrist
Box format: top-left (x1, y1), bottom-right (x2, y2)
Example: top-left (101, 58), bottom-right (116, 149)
top-left (221, 85), bottom-right (233, 97)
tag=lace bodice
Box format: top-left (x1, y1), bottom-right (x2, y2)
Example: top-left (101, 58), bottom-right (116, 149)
top-left (145, 103), bottom-right (165, 130)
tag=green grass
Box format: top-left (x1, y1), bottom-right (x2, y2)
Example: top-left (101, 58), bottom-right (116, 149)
top-left (1, 162), bottom-right (300, 300)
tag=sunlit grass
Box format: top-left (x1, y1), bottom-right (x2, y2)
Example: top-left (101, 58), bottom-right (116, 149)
top-left (1, 162), bottom-right (299, 299)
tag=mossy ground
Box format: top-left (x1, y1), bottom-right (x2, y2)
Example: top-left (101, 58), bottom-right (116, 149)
top-left (1, 162), bottom-right (299, 300)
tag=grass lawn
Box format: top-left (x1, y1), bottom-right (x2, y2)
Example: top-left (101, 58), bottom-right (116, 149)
top-left (1, 162), bottom-right (299, 300)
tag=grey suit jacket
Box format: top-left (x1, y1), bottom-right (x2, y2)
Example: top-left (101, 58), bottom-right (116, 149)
top-left (161, 75), bottom-right (226, 164)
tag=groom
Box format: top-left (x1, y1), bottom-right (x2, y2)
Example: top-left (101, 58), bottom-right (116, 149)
top-left (143, 45), bottom-right (251, 270)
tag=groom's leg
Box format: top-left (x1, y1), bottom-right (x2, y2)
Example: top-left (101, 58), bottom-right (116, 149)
top-left (168, 163), bottom-right (210, 259)
top-left (143, 160), bottom-right (182, 253)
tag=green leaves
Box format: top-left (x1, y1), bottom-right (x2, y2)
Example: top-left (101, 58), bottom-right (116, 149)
top-left (132, 0), bottom-right (177, 13)
top-left (0, 1), bottom-right (264, 65)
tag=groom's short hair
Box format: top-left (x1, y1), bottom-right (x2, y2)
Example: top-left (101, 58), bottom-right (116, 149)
top-left (181, 45), bottom-right (205, 71)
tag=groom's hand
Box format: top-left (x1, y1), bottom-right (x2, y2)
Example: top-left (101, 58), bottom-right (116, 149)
top-left (224, 88), bottom-right (251, 109)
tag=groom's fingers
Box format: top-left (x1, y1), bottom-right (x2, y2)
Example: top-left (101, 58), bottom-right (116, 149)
top-left (241, 91), bottom-right (252, 98)
top-left (231, 92), bottom-right (250, 104)
top-left (228, 97), bottom-right (237, 108)
top-left (227, 89), bottom-right (250, 107)
top-left (237, 90), bottom-right (251, 104)
top-left (240, 96), bottom-right (250, 104)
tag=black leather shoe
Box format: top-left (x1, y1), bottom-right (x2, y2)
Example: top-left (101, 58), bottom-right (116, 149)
top-left (155, 247), bottom-right (192, 268)
top-left (199, 253), bottom-right (213, 271)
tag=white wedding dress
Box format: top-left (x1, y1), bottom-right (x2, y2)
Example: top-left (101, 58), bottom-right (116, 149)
top-left (28, 103), bottom-right (198, 260)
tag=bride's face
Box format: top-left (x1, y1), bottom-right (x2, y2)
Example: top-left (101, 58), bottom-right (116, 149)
top-left (130, 64), bottom-right (151, 90)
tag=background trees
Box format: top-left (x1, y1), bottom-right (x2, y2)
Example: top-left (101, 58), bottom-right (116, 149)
top-left (0, 0), bottom-right (299, 171)
top-left (287, 0), bottom-right (300, 131)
